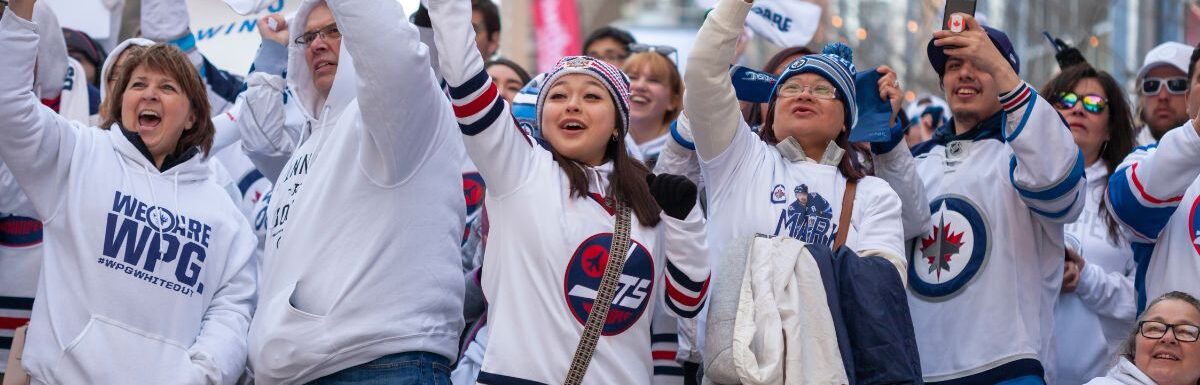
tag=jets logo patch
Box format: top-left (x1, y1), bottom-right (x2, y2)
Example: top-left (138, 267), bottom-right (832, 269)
top-left (910, 195), bottom-right (990, 298)
top-left (564, 233), bottom-right (655, 336)
top-left (1188, 196), bottom-right (1200, 255)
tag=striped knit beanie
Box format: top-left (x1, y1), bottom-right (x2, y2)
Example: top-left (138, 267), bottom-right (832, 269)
top-left (535, 56), bottom-right (632, 137)
top-left (770, 42), bottom-right (858, 130)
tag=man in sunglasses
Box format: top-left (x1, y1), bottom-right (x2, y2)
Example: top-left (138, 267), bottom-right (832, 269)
top-left (1105, 41), bottom-right (1200, 317)
top-left (1134, 42), bottom-right (1194, 146)
top-left (239, 0), bottom-right (466, 383)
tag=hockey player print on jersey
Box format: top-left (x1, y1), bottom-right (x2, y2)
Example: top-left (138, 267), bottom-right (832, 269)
top-left (564, 233), bottom-right (656, 336)
top-left (909, 195), bottom-right (990, 298)
top-left (773, 184), bottom-right (836, 246)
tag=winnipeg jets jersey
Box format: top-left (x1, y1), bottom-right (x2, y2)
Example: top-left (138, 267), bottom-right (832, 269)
top-left (1106, 122), bottom-right (1200, 310)
top-left (907, 82), bottom-right (1085, 382)
top-left (700, 124), bottom-right (908, 272)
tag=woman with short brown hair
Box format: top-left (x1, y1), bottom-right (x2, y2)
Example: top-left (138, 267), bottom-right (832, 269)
top-left (0, 2), bottom-right (256, 384)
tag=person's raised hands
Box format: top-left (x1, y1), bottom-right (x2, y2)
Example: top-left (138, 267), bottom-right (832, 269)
top-left (258, 14), bottom-right (289, 46)
top-left (932, 14), bottom-right (1020, 92)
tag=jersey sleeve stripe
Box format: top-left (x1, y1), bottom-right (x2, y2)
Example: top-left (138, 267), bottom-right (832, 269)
top-left (453, 81), bottom-right (500, 119)
top-left (1107, 169), bottom-right (1176, 240)
top-left (458, 98), bottom-right (506, 136)
top-left (665, 295), bottom-right (704, 318)
top-left (447, 70), bottom-right (490, 100)
top-left (1008, 150), bottom-right (1084, 201)
top-left (1130, 163), bottom-right (1185, 205)
top-left (1028, 190), bottom-right (1080, 219)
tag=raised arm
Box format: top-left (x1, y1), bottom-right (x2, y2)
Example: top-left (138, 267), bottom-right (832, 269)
top-left (684, 0), bottom-right (752, 161)
top-left (0, 5), bottom-right (80, 221)
top-left (428, 0), bottom-right (540, 196)
top-left (141, 0), bottom-right (243, 113)
top-left (325, 0), bottom-right (457, 185)
top-left (1002, 82), bottom-right (1086, 224)
top-left (1106, 123), bottom-right (1200, 241)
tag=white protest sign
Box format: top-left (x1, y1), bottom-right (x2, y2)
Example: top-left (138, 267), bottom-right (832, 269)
top-left (744, 0), bottom-right (821, 48)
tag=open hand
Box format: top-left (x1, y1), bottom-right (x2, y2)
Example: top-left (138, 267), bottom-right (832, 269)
top-left (258, 14), bottom-right (290, 46)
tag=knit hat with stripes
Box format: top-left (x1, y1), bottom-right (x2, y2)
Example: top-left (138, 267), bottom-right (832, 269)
top-left (770, 43), bottom-right (858, 130)
top-left (536, 56), bottom-right (632, 137)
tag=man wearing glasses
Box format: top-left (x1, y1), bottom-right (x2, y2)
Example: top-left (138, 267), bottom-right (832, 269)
top-left (239, 0), bottom-right (466, 383)
top-left (1134, 42), bottom-right (1194, 146)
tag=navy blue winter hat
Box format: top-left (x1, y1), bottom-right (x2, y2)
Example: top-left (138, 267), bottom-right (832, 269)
top-left (927, 25), bottom-right (1020, 77)
top-left (770, 42), bottom-right (859, 129)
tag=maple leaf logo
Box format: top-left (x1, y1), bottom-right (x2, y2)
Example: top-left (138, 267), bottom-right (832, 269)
top-left (921, 212), bottom-right (965, 280)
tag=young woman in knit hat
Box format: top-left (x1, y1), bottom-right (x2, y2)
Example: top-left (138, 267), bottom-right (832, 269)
top-left (426, 0), bottom-right (711, 383)
top-left (684, 0), bottom-right (910, 275)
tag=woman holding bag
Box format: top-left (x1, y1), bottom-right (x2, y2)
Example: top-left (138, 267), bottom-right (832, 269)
top-left (427, 0), bottom-right (712, 384)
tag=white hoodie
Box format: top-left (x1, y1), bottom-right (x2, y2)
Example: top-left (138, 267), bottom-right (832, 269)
top-left (244, 0), bottom-right (466, 383)
top-left (1084, 357), bottom-right (1158, 385)
top-left (0, 9), bottom-right (258, 385)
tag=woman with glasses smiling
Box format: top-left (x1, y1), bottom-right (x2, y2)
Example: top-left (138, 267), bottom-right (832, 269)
top-left (1040, 64), bottom-right (1139, 385)
top-left (685, 0), bottom-right (910, 280)
top-left (1086, 291), bottom-right (1200, 385)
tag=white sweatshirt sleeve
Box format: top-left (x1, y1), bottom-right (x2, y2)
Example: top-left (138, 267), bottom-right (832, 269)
top-left (325, 0), bottom-right (454, 186)
top-left (187, 224), bottom-right (258, 385)
top-left (684, 0), bottom-right (752, 161)
top-left (428, 0), bottom-right (539, 196)
top-left (141, 0), bottom-right (242, 113)
top-left (660, 205), bottom-right (711, 319)
top-left (1075, 257), bottom-right (1137, 323)
top-left (235, 72), bottom-right (296, 183)
top-left (871, 143), bottom-right (932, 241)
top-left (1001, 82), bottom-right (1086, 224)
top-left (1106, 124), bottom-right (1200, 241)
top-left (0, 9), bottom-right (79, 221)
top-left (852, 180), bottom-right (907, 280)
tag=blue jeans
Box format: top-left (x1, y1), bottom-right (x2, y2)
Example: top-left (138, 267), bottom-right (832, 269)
top-left (307, 351), bottom-right (452, 385)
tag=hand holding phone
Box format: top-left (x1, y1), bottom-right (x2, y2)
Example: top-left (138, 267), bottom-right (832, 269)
top-left (941, 0), bottom-right (977, 32)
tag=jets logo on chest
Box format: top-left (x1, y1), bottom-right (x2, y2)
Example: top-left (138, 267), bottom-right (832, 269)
top-left (1188, 197), bottom-right (1200, 255)
top-left (564, 233), bottom-right (655, 336)
top-left (910, 195), bottom-right (990, 298)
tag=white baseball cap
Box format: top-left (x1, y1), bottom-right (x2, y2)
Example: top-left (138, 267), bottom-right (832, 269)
top-left (1137, 42), bottom-right (1195, 80)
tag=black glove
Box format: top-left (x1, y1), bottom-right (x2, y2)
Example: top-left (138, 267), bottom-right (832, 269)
top-left (1051, 37), bottom-right (1088, 70)
top-left (646, 173), bottom-right (698, 220)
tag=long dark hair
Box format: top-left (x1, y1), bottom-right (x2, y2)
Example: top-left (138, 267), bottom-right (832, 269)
top-left (1040, 65), bottom-right (1135, 244)
top-left (551, 104), bottom-right (662, 228)
top-left (758, 95), bottom-right (864, 182)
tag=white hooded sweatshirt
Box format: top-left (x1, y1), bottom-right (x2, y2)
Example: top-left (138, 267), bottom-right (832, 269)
top-left (244, 0), bottom-right (466, 383)
top-left (0, 9), bottom-right (258, 385)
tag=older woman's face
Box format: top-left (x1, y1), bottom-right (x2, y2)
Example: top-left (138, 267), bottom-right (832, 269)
top-left (772, 73), bottom-right (844, 151)
top-left (1136, 299), bottom-right (1200, 385)
top-left (120, 65), bottom-right (195, 165)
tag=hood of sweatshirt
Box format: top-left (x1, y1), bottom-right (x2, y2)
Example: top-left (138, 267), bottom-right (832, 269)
top-left (286, 0), bottom-right (358, 124)
top-left (106, 123), bottom-right (212, 183)
top-left (32, 2), bottom-right (68, 100)
top-left (100, 38), bottom-right (156, 100)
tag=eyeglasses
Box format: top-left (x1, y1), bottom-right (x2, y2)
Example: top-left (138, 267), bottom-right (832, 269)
top-left (1055, 92), bottom-right (1107, 114)
top-left (1141, 77), bottom-right (1189, 95)
top-left (777, 82), bottom-right (838, 100)
top-left (629, 43), bottom-right (678, 62)
top-left (295, 24), bottom-right (341, 46)
top-left (1139, 320), bottom-right (1200, 342)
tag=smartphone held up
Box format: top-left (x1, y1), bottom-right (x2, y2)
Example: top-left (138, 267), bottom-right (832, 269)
top-left (942, 0), bottom-right (978, 32)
